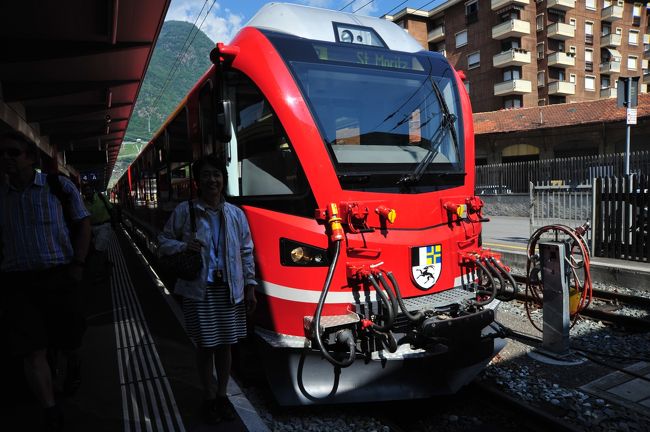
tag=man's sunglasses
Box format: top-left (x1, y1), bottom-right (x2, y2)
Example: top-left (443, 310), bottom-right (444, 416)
top-left (0, 148), bottom-right (24, 157)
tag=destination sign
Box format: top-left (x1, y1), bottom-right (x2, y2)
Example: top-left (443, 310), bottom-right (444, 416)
top-left (313, 44), bottom-right (424, 71)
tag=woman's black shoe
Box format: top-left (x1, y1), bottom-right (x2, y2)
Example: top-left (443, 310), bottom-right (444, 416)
top-left (216, 396), bottom-right (236, 421)
top-left (201, 399), bottom-right (221, 424)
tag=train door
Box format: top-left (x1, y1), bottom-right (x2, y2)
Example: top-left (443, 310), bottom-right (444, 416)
top-left (221, 69), bottom-right (315, 217)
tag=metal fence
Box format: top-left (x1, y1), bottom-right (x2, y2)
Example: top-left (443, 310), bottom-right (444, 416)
top-left (476, 151), bottom-right (650, 194)
top-left (592, 174), bottom-right (649, 262)
top-left (529, 182), bottom-right (593, 242)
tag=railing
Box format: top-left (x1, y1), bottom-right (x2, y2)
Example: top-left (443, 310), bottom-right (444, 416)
top-left (475, 151), bottom-right (650, 194)
top-left (592, 175), bottom-right (649, 262)
top-left (530, 181), bottom-right (592, 241)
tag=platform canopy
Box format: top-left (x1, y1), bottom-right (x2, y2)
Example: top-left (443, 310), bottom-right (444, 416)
top-left (0, 0), bottom-right (171, 189)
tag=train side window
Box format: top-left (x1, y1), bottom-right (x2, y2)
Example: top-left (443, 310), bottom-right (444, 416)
top-left (229, 72), bottom-right (306, 197)
top-left (199, 80), bottom-right (217, 156)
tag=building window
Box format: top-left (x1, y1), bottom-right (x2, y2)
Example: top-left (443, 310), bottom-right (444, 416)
top-left (503, 68), bottom-right (521, 81)
top-left (455, 30), bottom-right (468, 48)
top-left (603, 0), bottom-right (611, 7)
top-left (467, 51), bottom-right (480, 69)
top-left (601, 75), bottom-right (611, 89)
top-left (536, 14), bottom-right (544, 31)
top-left (629, 30), bottom-right (639, 45)
top-left (586, 0), bottom-right (596, 10)
top-left (465, 0), bottom-right (479, 25)
top-left (569, 18), bottom-right (576, 27)
top-left (585, 48), bottom-right (593, 66)
top-left (504, 97), bottom-right (522, 109)
top-left (627, 55), bottom-right (638, 70)
top-left (632, 3), bottom-right (641, 26)
top-left (585, 21), bottom-right (594, 44)
top-left (537, 42), bottom-right (545, 59)
top-left (538, 98), bottom-right (546, 106)
top-left (602, 23), bottom-right (611, 36)
top-left (569, 73), bottom-right (576, 84)
top-left (538, 71), bottom-right (545, 87)
top-left (585, 75), bottom-right (596, 91)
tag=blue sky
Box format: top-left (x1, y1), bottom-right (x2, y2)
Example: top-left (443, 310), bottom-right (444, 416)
top-left (165, 1), bottom-right (440, 43)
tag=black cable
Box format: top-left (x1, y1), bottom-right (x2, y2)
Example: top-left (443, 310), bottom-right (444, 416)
top-left (385, 271), bottom-right (423, 322)
top-left (312, 241), bottom-right (356, 367)
top-left (352, 0), bottom-right (375, 14)
top-left (338, 0), bottom-right (357, 11)
top-left (474, 259), bottom-right (497, 306)
top-left (151, 0), bottom-right (210, 109)
top-left (367, 273), bottom-right (394, 331)
top-left (376, 272), bottom-right (399, 325)
top-left (383, 0), bottom-right (410, 16)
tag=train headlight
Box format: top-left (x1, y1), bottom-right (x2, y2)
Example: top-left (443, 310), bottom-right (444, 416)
top-left (281, 238), bottom-right (329, 267)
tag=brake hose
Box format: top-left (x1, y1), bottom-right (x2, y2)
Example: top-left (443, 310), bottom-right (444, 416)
top-left (312, 241), bottom-right (356, 367)
top-left (367, 273), bottom-right (395, 331)
top-left (384, 271), bottom-right (423, 322)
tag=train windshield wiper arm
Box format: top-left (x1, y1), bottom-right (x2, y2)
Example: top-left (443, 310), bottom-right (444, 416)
top-left (398, 77), bottom-right (459, 186)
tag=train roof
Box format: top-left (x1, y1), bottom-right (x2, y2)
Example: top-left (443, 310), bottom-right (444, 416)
top-left (245, 2), bottom-right (424, 53)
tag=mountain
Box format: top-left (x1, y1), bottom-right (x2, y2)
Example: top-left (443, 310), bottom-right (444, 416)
top-left (128, 20), bottom-right (215, 141)
top-left (109, 21), bottom-right (215, 186)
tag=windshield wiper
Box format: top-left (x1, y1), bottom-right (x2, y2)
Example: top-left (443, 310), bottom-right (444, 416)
top-left (398, 76), bottom-right (460, 186)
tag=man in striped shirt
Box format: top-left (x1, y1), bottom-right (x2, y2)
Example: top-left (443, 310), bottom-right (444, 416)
top-left (0, 131), bottom-right (91, 431)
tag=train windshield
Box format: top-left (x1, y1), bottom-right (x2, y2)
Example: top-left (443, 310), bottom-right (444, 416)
top-left (267, 31), bottom-right (464, 191)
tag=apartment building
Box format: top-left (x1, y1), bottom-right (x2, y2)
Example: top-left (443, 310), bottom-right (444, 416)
top-left (387, 0), bottom-right (650, 112)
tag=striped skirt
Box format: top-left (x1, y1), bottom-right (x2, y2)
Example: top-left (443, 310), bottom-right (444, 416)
top-left (182, 284), bottom-right (247, 348)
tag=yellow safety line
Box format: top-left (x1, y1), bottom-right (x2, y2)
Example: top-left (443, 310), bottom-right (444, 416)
top-left (483, 242), bottom-right (528, 251)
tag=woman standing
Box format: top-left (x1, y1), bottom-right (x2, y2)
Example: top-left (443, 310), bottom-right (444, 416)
top-left (158, 154), bottom-right (257, 424)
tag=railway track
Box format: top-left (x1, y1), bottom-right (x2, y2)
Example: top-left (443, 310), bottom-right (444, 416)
top-left (509, 274), bottom-right (650, 330)
top-left (373, 381), bottom-right (584, 432)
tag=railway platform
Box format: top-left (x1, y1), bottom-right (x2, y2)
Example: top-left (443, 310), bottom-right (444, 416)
top-left (2, 227), bottom-right (269, 432)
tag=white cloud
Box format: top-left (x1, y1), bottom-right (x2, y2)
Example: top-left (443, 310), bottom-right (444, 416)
top-left (165, 0), bottom-right (244, 43)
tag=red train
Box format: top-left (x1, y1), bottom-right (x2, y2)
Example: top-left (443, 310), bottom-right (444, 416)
top-left (114, 3), bottom-right (515, 405)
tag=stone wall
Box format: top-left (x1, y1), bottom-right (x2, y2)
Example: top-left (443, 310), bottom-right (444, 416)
top-left (481, 194), bottom-right (529, 217)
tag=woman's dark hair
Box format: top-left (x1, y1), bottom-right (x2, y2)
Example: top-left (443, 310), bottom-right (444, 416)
top-left (192, 154), bottom-right (228, 197)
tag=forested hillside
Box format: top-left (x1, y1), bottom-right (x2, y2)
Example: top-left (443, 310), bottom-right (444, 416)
top-left (110, 20), bottom-right (214, 186)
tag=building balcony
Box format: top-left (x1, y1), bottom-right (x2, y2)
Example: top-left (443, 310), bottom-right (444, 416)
top-left (547, 51), bottom-right (576, 67)
top-left (491, 0), bottom-right (529, 10)
top-left (547, 22), bottom-right (575, 40)
top-left (428, 25), bottom-right (445, 43)
top-left (546, 0), bottom-right (575, 11)
top-left (600, 87), bottom-right (617, 98)
top-left (643, 34), bottom-right (650, 44)
top-left (600, 60), bottom-right (621, 73)
top-left (548, 81), bottom-right (575, 96)
top-left (492, 19), bottom-right (530, 40)
top-left (493, 48), bottom-right (531, 68)
top-left (601, 5), bottom-right (623, 22)
top-left (643, 59), bottom-right (649, 69)
top-left (494, 79), bottom-right (532, 96)
top-left (600, 33), bottom-right (621, 47)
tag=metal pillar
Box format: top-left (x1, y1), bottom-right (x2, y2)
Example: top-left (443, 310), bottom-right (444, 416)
top-left (539, 241), bottom-right (570, 356)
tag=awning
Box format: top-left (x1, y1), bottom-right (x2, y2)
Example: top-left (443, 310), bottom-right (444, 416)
top-left (0, 0), bottom-right (171, 189)
top-left (602, 48), bottom-right (622, 61)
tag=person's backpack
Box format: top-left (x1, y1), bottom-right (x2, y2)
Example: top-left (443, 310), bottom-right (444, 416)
top-left (96, 192), bottom-right (118, 227)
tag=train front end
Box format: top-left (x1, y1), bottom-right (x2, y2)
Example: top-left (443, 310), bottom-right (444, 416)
top-left (222, 4), bottom-right (512, 405)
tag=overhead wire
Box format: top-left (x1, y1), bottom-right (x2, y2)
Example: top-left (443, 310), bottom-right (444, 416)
top-left (150, 0), bottom-right (214, 112)
top-left (352, 0), bottom-right (376, 13)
